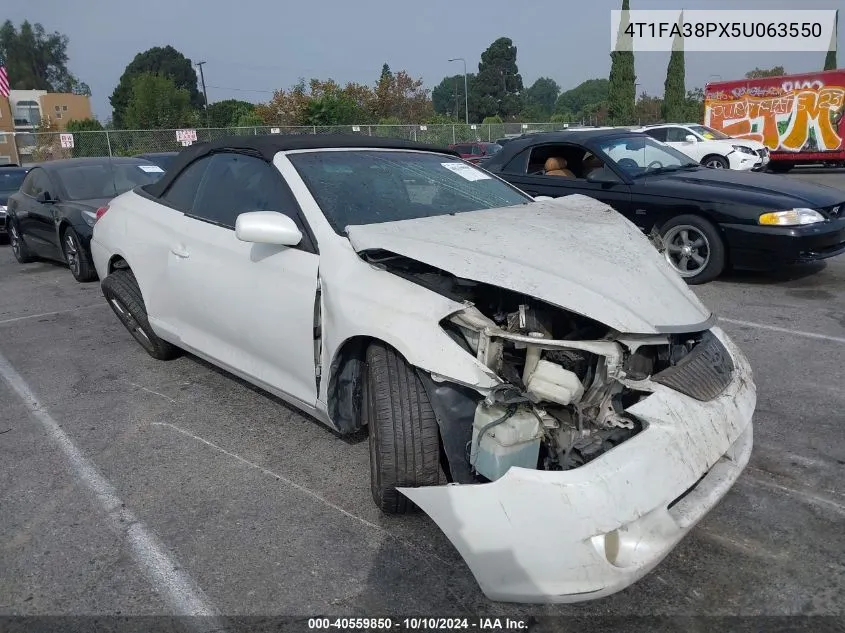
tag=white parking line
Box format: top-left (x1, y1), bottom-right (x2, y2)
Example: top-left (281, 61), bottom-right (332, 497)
top-left (719, 317), bottom-right (845, 345)
top-left (0, 352), bottom-right (224, 625)
top-left (152, 421), bottom-right (459, 569)
top-left (0, 303), bottom-right (103, 326)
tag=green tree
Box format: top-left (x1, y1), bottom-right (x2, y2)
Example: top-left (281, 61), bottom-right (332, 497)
top-left (636, 94), bottom-right (663, 125)
top-left (684, 87), bottom-right (705, 123)
top-left (662, 23), bottom-right (686, 122)
top-left (379, 63), bottom-right (393, 83)
top-left (123, 73), bottom-right (195, 129)
top-left (64, 118), bottom-right (109, 157)
top-left (824, 10), bottom-right (838, 70)
top-left (608, 0), bottom-right (636, 125)
top-left (304, 94), bottom-right (363, 125)
top-left (110, 46), bottom-right (203, 128)
top-left (432, 73), bottom-right (474, 119)
top-left (0, 20), bottom-right (89, 94)
top-left (522, 77), bottom-right (560, 120)
top-left (206, 99), bottom-right (257, 128)
top-left (555, 79), bottom-right (609, 116)
top-left (473, 37), bottom-right (524, 119)
top-left (745, 66), bottom-right (785, 79)
top-left (234, 111), bottom-right (264, 127)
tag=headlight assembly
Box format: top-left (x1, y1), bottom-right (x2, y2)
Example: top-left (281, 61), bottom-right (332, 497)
top-left (758, 208), bottom-right (825, 226)
top-left (732, 145), bottom-right (756, 155)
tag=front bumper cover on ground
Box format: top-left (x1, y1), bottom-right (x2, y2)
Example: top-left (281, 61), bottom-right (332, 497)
top-left (400, 327), bottom-right (755, 603)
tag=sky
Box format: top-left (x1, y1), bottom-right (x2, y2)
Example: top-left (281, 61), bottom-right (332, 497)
top-left (4, 0), bottom-right (844, 121)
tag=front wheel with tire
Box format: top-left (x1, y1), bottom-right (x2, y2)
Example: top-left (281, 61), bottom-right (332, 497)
top-left (9, 221), bottom-right (36, 263)
top-left (101, 269), bottom-right (181, 360)
top-left (62, 227), bottom-right (97, 282)
top-left (364, 341), bottom-right (442, 514)
top-left (702, 154), bottom-right (729, 169)
top-left (660, 215), bottom-right (726, 285)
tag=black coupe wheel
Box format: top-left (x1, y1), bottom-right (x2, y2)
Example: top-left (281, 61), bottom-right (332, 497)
top-left (661, 215), bottom-right (726, 285)
top-left (9, 222), bottom-right (36, 263)
top-left (101, 269), bottom-right (181, 360)
top-left (62, 227), bottom-right (97, 282)
top-left (364, 341), bottom-right (442, 514)
top-left (702, 154), bottom-right (729, 169)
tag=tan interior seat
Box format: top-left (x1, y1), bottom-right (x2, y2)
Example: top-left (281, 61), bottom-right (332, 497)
top-left (582, 152), bottom-right (604, 178)
top-left (544, 157), bottom-right (575, 177)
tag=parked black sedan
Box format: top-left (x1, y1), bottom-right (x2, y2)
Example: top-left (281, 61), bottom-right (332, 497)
top-left (6, 157), bottom-right (165, 282)
top-left (0, 165), bottom-right (30, 241)
top-left (483, 129), bottom-right (845, 283)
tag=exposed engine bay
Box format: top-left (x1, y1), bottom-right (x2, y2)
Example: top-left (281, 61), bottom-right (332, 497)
top-left (362, 250), bottom-right (724, 483)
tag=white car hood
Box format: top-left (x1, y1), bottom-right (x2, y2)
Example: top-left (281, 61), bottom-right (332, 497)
top-left (346, 195), bottom-right (712, 334)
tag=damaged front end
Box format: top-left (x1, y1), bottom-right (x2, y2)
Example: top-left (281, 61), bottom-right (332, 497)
top-left (443, 301), bottom-right (728, 483)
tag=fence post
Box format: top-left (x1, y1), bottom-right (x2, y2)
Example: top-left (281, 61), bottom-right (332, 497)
top-left (452, 125), bottom-right (456, 144)
top-left (368, 126), bottom-right (372, 136)
top-left (313, 126), bottom-right (317, 135)
top-left (253, 127), bottom-right (258, 135)
top-left (105, 130), bottom-right (113, 158)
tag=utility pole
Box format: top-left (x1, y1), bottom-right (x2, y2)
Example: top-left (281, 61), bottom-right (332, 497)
top-left (448, 58), bottom-right (469, 125)
top-left (196, 61), bottom-right (210, 128)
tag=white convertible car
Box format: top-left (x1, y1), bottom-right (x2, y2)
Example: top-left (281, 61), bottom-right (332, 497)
top-left (90, 135), bottom-right (756, 603)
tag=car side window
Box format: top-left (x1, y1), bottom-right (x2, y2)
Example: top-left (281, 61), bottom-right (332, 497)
top-left (503, 148), bottom-right (531, 174)
top-left (25, 169), bottom-right (53, 198)
top-left (160, 156), bottom-right (213, 211)
top-left (644, 128), bottom-right (667, 142)
top-left (190, 152), bottom-right (302, 230)
top-left (20, 171), bottom-right (37, 196)
top-left (665, 127), bottom-right (690, 142)
top-left (471, 144), bottom-right (483, 155)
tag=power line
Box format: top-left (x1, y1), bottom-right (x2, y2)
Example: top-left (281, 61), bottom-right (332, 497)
top-left (206, 85), bottom-right (277, 94)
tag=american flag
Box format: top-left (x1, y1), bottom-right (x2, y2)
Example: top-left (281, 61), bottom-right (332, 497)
top-left (0, 55), bottom-right (9, 99)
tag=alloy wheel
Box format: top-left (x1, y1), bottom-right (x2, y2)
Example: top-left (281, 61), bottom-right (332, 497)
top-left (109, 298), bottom-right (152, 346)
top-left (706, 158), bottom-right (725, 168)
top-left (9, 225), bottom-right (21, 258)
top-left (64, 233), bottom-right (80, 277)
top-left (662, 225), bottom-right (711, 278)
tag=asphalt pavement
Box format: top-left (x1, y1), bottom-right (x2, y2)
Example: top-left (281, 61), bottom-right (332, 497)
top-left (1, 170), bottom-right (844, 626)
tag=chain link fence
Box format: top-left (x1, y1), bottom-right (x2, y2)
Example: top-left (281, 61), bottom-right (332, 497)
top-left (9, 122), bottom-right (584, 164)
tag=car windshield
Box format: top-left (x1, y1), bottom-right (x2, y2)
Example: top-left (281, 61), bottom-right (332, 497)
top-left (0, 170), bottom-right (27, 194)
top-left (598, 135), bottom-right (701, 177)
top-left (145, 154), bottom-right (177, 170)
top-left (55, 162), bottom-right (165, 200)
top-left (288, 150), bottom-right (532, 233)
top-left (484, 143), bottom-right (503, 154)
top-left (688, 125), bottom-right (731, 140)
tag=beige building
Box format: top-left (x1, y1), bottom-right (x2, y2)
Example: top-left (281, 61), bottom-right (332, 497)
top-left (1, 90), bottom-right (94, 164)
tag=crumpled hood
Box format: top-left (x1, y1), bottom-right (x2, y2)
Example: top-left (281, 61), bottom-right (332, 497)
top-left (346, 195), bottom-right (712, 334)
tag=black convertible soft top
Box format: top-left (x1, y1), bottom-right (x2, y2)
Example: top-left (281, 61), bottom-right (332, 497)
top-left (146, 134), bottom-right (458, 198)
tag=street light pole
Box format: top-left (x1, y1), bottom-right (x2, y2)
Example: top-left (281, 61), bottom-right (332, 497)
top-left (448, 57), bottom-right (469, 124)
top-left (196, 61), bottom-right (210, 128)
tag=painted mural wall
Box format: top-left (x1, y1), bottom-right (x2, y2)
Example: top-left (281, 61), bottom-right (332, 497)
top-left (704, 72), bottom-right (845, 154)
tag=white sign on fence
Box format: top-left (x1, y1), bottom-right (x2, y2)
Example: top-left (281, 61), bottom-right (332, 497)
top-left (181, 140), bottom-right (192, 146)
top-left (522, 124), bottom-right (529, 129)
top-left (271, 128), bottom-right (281, 134)
top-left (351, 126), bottom-right (361, 132)
top-left (60, 133), bottom-right (74, 149)
top-left (470, 124), bottom-right (477, 130)
top-left (176, 129), bottom-right (197, 143)
top-left (419, 125), bottom-right (427, 131)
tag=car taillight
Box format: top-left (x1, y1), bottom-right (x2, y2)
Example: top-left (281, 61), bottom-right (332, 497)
top-left (95, 205), bottom-right (110, 221)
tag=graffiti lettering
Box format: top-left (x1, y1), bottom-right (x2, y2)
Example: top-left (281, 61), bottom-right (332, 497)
top-left (707, 86), bottom-right (845, 152)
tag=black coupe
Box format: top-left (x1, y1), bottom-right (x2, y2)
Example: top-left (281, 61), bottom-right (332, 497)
top-left (482, 129), bottom-right (845, 284)
top-left (6, 157), bottom-right (165, 282)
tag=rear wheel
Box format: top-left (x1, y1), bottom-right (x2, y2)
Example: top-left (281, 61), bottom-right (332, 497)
top-left (768, 161), bottom-right (795, 173)
top-left (660, 215), bottom-right (726, 285)
top-left (364, 341), bottom-right (442, 514)
top-left (61, 227), bottom-right (97, 282)
top-left (101, 269), bottom-right (181, 360)
top-left (9, 221), bottom-right (36, 263)
top-left (702, 154), bottom-right (729, 169)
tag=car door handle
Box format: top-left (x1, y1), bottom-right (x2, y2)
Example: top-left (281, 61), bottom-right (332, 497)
top-left (170, 245), bottom-right (190, 258)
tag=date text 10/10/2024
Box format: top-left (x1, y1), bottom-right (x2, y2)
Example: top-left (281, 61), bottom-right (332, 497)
top-left (308, 617), bottom-right (532, 630)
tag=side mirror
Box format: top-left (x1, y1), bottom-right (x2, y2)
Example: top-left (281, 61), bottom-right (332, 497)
top-left (586, 169), bottom-right (620, 184)
top-left (685, 135), bottom-right (697, 143)
top-left (36, 191), bottom-right (55, 203)
top-left (235, 211), bottom-right (302, 246)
